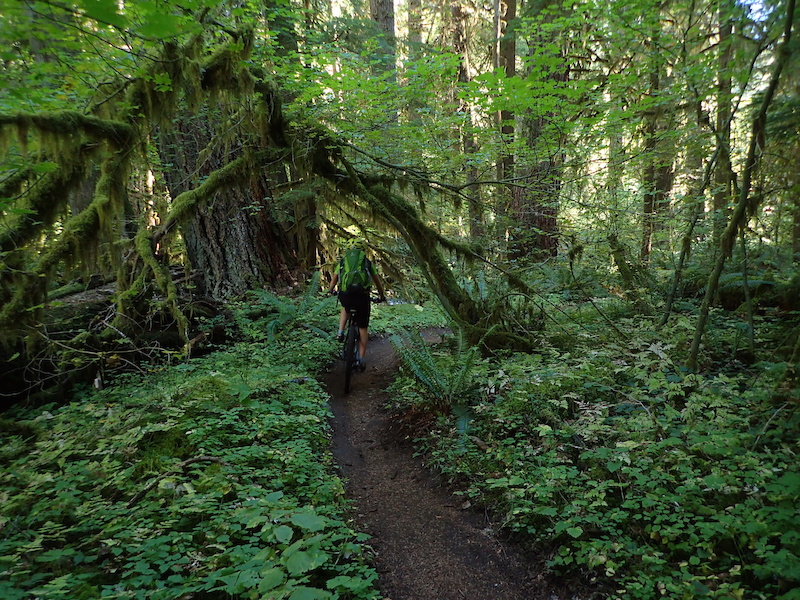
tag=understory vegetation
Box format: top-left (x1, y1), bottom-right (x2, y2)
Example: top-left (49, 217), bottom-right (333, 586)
top-left (391, 272), bottom-right (800, 600)
top-left (0, 291), bottom-right (443, 600)
top-left (1, 261), bottom-right (798, 600)
top-left (2, 0), bottom-right (799, 598)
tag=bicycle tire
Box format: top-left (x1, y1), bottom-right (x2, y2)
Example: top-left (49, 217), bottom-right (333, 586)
top-left (343, 319), bottom-right (357, 394)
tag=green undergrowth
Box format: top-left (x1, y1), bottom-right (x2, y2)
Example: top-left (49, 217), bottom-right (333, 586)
top-left (391, 309), bottom-right (800, 600)
top-left (223, 276), bottom-right (447, 342)
top-left (368, 300), bottom-right (449, 335)
top-left (0, 304), bottom-right (378, 599)
top-left (0, 283), bottom-right (449, 600)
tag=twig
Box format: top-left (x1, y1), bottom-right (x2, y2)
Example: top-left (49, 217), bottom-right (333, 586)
top-left (752, 403), bottom-right (789, 449)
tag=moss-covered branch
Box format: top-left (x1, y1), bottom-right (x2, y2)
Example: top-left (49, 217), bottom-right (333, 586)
top-left (0, 112), bottom-right (135, 149)
top-left (0, 154), bottom-right (91, 255)
top-left (0, 153), bottom-right (129, 333)
top-left (152, 148), bottom-right (283, 244)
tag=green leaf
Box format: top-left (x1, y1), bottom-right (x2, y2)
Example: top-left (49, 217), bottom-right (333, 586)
top-left (257, 567), bottom-right (285, 592)
top-left (137, 14), bottom-right (187, 39)
top-left (32, 162), bottom-right (59, 174)
top-left (5, 207), bottom-right (37, 216)
top-left (289, 511), bottom-right (326, 532)
top-left (702, 474), bottom-right (726, 490)
top-left (326, 575), bottom-right (369, 591)
top-left (566, 527), bottom-right (583, 538)
top-left (287, 586), bottom-right (331, 600)
top-left (79, 0), bottom-right (128, 28)
top-left (274, 525), bottom-right (294, 544)
top-left (263, 491), bottom-right (284, 503)
top-left (285, 550), bottom-right (329, 575)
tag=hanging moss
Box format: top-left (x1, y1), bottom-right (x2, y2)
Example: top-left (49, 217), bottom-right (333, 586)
top-left (0, 153), bottom-right (131, 336)
top-left (0, 165), bottom-right (32, 199)
top-left (0, 28), bottom-right (273, 345)
top-left (134, 227), bottom-right (189, 342)
top-left (0, 112), bottom-right (135, 150)
top-left (0, 154), bottom-right (93, 255)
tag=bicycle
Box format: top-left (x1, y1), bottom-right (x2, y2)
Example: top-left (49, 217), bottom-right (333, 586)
top-left (340, 295), bottom-right (382, 394)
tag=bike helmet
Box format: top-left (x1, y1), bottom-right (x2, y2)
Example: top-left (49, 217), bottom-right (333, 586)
top-left (346, 237), bottom-right (367, 251)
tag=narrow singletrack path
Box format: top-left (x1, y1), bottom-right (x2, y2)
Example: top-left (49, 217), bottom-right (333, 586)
top-left (324, 333), bottom-right (567, 600)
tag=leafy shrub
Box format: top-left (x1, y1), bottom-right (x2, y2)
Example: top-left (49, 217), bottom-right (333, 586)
top-left (368, 300), bottom-right (448, 335)
top-left (408, 314), bottom-right (800, 600)
top-left (0, 328), bottom-right (379, 599)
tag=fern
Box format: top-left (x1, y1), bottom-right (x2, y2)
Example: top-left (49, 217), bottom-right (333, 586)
top-left (391, 328), bottom-right (480, 411)
top-left (236, 272), bottom-right (336, 342)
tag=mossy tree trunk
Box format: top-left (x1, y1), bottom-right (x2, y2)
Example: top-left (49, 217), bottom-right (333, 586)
top-left (158, 109), bottom-right (297, 298)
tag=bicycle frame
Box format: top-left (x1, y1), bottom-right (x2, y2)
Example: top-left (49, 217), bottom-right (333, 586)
top-left (342, 307), bottom-right (360, 394)
top-left (339, 295), bottom-right (381, 394)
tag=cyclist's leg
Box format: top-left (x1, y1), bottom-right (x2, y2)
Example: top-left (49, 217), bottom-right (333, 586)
top-left (358, 327), bottom-right (368, 360)
top-left (352, 293), bottom-right (371, 362)
top-left (336, 294), bottom-right (351, 339)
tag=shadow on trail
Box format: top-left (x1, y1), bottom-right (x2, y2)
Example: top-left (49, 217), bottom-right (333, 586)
top-left (323, 333), bottom-right (573, 600)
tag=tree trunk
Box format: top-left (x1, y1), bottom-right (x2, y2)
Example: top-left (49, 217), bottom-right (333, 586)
top-left (181, 181), bottom-right (296, 298)
top-left (370, 0), bottom-right (396, 71)
top-left (452, 0), bottom-right (484, 239)
top-left (793, 186), bottom-right (800, 261)
top-left (712, 0), bottom-right (735, 247)
top-left (641, 65), bottom-right (675, 263)
top-left (158, 110), bottom-right (297, 299)
top-left (494, 0), bottom-right (516, 186)
top-left (408, 0), bottom-right (422, 45)
top-left (508, 1), bottom-right (561, 260)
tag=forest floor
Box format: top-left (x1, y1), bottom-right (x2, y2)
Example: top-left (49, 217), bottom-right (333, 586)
top-left (322, 331), bottom-right (588, 600)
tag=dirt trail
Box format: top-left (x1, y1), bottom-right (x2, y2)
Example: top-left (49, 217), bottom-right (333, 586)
top-left (323, 333), bottom-right (569, 600)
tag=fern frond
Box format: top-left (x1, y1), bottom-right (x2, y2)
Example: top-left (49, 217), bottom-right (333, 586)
top-left (299, 271), bottom-right (322, 313)
top-left (391, 328), bottom-right (479, 411)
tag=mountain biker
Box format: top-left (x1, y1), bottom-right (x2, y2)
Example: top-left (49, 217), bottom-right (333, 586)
top-left (327, 238), bottom-right (386, 370)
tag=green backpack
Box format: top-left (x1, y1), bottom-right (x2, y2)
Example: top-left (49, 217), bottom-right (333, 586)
top-left (340, 248), bottom-right (371, 293)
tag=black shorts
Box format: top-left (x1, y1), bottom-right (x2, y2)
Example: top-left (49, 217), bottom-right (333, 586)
top-left (339, 291), bottom-right (371, 328)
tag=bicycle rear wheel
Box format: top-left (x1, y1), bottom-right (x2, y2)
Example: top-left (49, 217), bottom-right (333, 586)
top-left (343, 320), bottom-right (357, 394)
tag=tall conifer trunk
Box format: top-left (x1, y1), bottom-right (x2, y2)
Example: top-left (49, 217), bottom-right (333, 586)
top-left (370, 0), bottom-right (396, 72)
top-left (713, 0), bottom-right (735, 247)
top-left (508, 0), bottom-right (561, 259)
top-left (452, 0), bottom-right (484, 239)
top-left (640, 40), bottom-right (675, 263)
top-left (158, 110), bottom-right (297, 298)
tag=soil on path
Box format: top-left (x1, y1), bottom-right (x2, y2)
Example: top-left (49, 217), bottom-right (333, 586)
top-left (323, 333), bottom-right (575, 600)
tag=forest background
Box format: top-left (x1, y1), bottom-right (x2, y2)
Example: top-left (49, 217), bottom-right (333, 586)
top-left (0, 0), bottom-right (799, 598)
